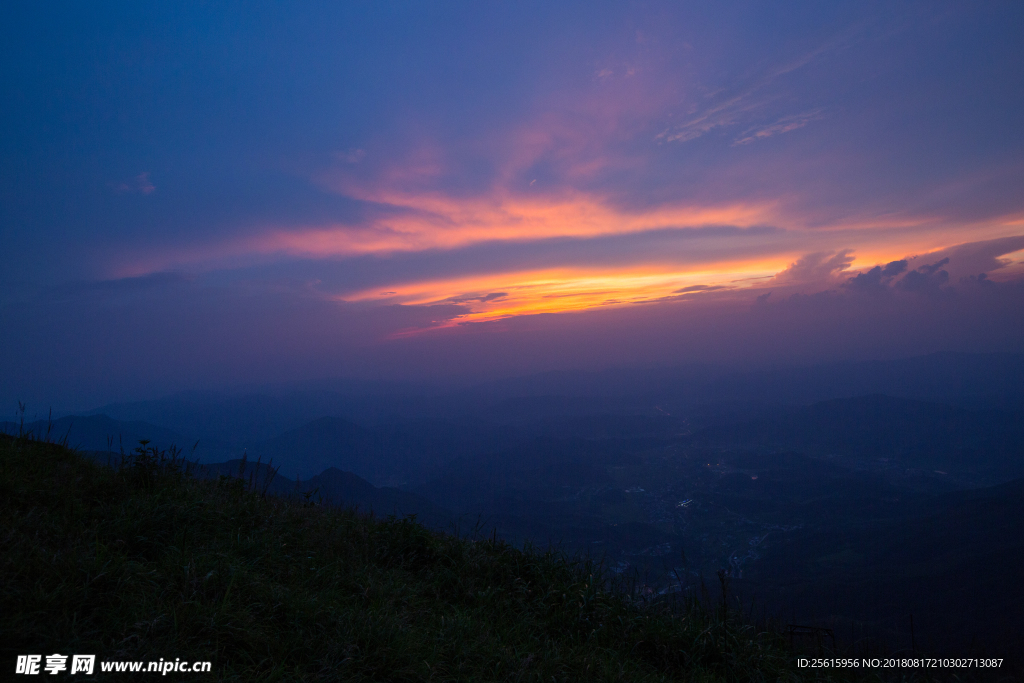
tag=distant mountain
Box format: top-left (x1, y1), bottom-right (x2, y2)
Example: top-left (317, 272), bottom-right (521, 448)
top-left (244, 415), bottom-right (508, 485)
top-left (247, 416), bottom-right (383, 481)
top-left (694, 394), bottom-right (1024, 478)
top-left (86, 391), bottom-right (365, 446)
top-left (463, 351), bottom-right (1024, 409)
top-left (76, 353), bottom-right (1024, 449)
top-left (184, 457), bottom-right (454, 531)
top-left (0, 414), bottom-right (232, 459)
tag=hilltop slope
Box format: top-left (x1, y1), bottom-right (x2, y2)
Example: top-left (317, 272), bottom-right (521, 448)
top-left (0, 434), bottom-right (819, 682)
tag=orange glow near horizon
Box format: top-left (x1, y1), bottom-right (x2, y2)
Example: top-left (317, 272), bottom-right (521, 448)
top-left (339, 259), bottom-right (790, 327)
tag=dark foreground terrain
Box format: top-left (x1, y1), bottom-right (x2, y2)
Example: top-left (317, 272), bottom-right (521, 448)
top-left (5, 354), bottom-right (1023, 679)
top-left (2, 433), bottom-right (848, 682)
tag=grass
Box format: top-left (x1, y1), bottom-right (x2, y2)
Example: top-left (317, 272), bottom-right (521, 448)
top-left (0, 432), bottom-right (870, 681)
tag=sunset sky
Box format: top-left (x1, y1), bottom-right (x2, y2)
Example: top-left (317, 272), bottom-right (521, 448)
top-left (2, 1), bottom-right (1023, 408)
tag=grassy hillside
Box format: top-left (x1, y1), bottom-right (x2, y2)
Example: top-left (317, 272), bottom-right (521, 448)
top-left (2, 433), bottom-right (856, 682)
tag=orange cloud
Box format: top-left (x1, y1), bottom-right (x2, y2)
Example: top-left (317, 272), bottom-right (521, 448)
top-left (256, 191), bottom-right (779, 258)
top-left (109, 188), bottom-right (1024, 331)
top-left (339, 259), bottom-right (786, 330)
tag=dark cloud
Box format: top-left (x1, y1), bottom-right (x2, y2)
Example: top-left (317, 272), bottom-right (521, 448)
top-left (918, 257), bottom-right (950, 276)
top-left (902, 237), bottom-right (1024, 281)
top-left (844, 259), bottom-right (907, 293)
top-left (897, 258), bottom-right (952, 297)
top-left (843, 256), bottom-right (956, 298)
top-left (960, 272), bottom-right (995, 288)
top-left (882, 260), bottom-right (908, 277)
top-left (842, 236), bottom-right (1024, 299)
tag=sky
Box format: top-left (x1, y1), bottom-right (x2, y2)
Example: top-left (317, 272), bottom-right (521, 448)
top-left (2, 1), bottom-right (1024, 409)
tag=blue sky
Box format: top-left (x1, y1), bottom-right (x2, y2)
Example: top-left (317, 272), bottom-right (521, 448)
top-left (2, 1), bottom-right (1023, 408)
